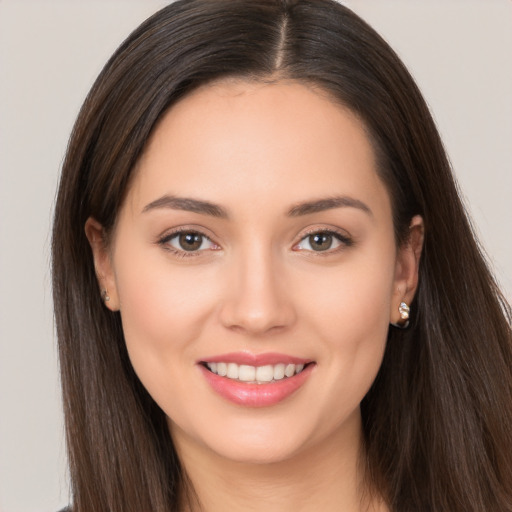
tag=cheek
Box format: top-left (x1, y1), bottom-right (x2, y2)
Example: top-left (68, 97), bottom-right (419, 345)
top-left (297, 245), bottom-right (395, 400)
top-left (112, 246), bottom-right (219, 384)
top-left (301, 245), bottom-right (396, 335)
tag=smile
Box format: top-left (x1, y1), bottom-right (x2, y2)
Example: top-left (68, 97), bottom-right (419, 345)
top-left (204, 362), bottom-right (306, 383)
top-left (198, 353), bottom-right (315, 407)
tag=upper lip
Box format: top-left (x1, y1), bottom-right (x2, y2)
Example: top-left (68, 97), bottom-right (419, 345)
top-left (199, 351), bottom-right (313, 366)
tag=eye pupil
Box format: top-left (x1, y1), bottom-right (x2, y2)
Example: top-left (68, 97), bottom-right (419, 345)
top-left (179, 233), bottom-right (202, 251)
top-left (310, 233), bottom-right (332, 251)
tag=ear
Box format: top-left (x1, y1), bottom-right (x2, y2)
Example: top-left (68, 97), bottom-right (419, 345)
top-left (84, 217), bottom-right (120, 311)
top-left (390, 215), bottom-right (424, 325)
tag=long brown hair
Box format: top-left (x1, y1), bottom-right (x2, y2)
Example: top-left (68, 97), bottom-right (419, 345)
top-left (52, 1), bottom-right (512, 510)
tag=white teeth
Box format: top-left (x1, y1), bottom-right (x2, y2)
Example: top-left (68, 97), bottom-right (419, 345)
top-left (205, 361), bottom-right (307, 383)
top-left (255, 365), bottom-right (274, 382)
top-left (238, 365), bottom-right (256, 382)
top-left (273, 363), bottom-right (285, 380)
top-left (227, 363), bottom-right (239, 379)
top-left (217, 362), bottom-right (227, 377)
top-left (284, 364), bottom-right (295, 378)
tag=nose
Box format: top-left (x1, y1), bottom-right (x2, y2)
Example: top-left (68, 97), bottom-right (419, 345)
top-left (218, 245), bottom-right (297, 336)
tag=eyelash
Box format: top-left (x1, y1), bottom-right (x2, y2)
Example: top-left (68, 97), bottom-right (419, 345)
top-left (158, 228), bottom-right (219, 258)
top-left (157, 227), bottom-right (353, 258)
top-left (293, 227), bottom-right (354, 256)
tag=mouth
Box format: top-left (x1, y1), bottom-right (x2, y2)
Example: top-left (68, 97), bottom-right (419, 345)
top-left (198, 353), bottom-right (315, 407)
top-left (201, 361), bottom-right (309, 384)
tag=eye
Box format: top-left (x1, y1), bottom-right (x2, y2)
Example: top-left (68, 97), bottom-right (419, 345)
top-left (161, 230), bottom-right (218, 254)
top-left (294, 230), bottom-right (352, 252)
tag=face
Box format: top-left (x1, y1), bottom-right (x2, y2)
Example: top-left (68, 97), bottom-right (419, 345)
top-left (87, 80), bottom-right (421, 465)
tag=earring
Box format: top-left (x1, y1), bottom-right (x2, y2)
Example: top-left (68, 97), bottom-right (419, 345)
top-left (101, 289), bottom-right (110, 302)
top-left (391, 301), bottom-right (410, 329)
top-left (398, 301), bottom-right (410, 320)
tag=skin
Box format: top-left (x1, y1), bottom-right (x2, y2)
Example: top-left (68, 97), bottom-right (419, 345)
top-left (86, 80), bottom-right (423, 512)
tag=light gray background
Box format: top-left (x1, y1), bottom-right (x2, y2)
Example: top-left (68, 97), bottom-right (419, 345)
top-left (0, 1), bottom-right (510, 511)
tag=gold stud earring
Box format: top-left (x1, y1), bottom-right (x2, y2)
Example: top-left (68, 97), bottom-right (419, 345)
top-left (101, 289), bottom-right (110, 302)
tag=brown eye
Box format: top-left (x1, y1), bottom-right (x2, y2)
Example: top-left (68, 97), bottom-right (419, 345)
top-left (162, 231), bottom-right (216, 253)
top-left (294, 230), bottom-right (352, 253)
top-left (308, 233), bottom-right (333, 251)
top-left (178, 232), bottom-right (204, 251)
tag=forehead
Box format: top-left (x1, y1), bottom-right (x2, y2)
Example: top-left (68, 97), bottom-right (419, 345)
top-left (127, 79), bottom-right (390, 219)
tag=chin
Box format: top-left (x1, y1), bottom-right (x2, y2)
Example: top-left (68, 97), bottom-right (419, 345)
top-left (170, 412), bottom-right (317, 466)
top-left (208, 436), bottom-right (308, 466)
top-left (211, 415), bottom-right (333, 466)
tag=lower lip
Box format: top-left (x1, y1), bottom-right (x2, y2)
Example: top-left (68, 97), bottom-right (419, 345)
top-left (199, 364), bottom-right (314, 407)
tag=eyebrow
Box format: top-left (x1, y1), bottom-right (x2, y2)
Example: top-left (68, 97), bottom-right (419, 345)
top-left (142, 194), bottom-right (372, 219)
top-left (142, 195), bottom-right (229, 218)
top-left (287, 196), bottom-right (373, 217)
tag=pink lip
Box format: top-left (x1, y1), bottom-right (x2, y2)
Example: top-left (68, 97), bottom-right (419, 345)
top-left (199, 351), bottom-right (312, 366)
top-left (198, 358), bottom-right (315, 408)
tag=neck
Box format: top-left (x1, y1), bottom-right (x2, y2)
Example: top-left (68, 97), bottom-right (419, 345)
top-left (172, 411), bottom-right (386, 512)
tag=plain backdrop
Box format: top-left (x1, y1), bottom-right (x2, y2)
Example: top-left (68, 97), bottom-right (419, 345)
top-left (0, 1), bottom-right (510, 511)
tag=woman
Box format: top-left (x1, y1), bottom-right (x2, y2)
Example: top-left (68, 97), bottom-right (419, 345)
top-left (52, 1), bottom-right (512, 511)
